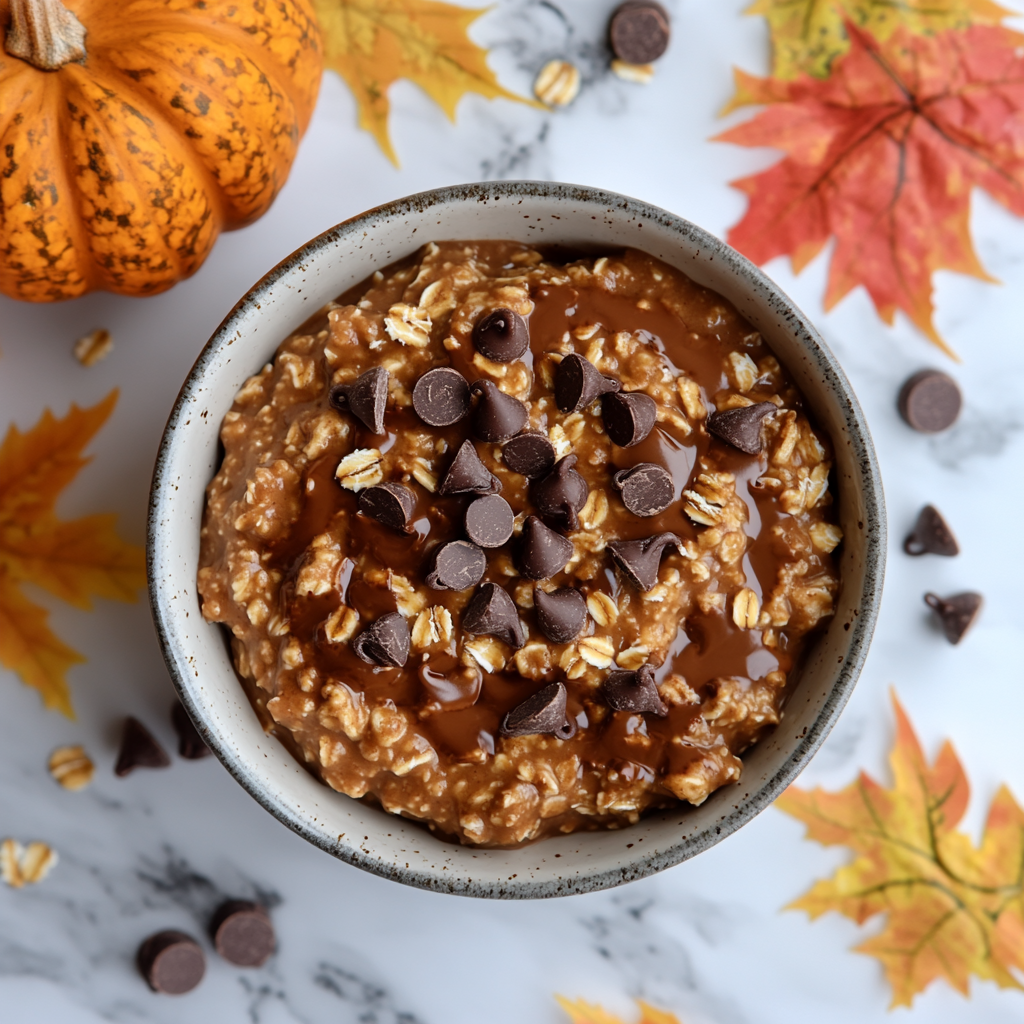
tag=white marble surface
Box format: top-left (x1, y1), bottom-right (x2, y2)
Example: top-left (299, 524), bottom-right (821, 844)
top-left (2, 1), bottom-right (1024, 1020)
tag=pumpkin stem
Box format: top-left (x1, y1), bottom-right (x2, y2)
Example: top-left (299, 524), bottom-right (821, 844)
top-left (5, 0), bottom-right (86, 71)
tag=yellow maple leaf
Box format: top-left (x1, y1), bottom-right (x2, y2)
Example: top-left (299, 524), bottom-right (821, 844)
top-left (312, 0), bottom-right (534, 165)
top-left (0, 392), bottom-right (146, 717)
top-left (777, 692), bottom-right (1024, 1008)
top-left (557, 997), bottom-right (683, 1024)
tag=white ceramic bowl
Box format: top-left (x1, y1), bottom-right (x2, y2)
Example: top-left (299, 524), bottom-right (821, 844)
top-left (148, 182), bottom-right (885, 898)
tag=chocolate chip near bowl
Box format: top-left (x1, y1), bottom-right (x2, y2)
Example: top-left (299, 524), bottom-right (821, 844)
top-left (150, 183), bottom-right (884, 896)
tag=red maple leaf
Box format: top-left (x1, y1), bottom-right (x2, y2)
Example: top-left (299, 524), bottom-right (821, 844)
top-left (716, 22), bottom-right (1024, 354)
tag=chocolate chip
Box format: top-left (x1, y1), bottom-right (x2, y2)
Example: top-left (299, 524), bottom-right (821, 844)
top-left (351, 612), bottom-right (410, 667)
top-left (603, 664), bottom-right (668, 717)
top-left (425, 540), bottom-right (487, 591)
top-left (115, 717), bottom-right (170, 777)
top-left (411, 367), bottom-right (471, 427)
top-left (925, 591), bottom-right (982, 644)
top-left (137, 930), bottom-right (206, 994)
top-left (609, 1), bottom-right (670, 64)
top-left (518, 515), bottom-right (574, 580)
top-left (608, 532), bottom-right (681, 591)
top-left (359, 482), bottom-right (415, 532)
top-left (904, 505), bottom-right (959, 557)
top-left (533, 586), bottom-right (587, 643)
top-left (469, 380), bottom-right (529, 442)
top-left (328, 367), bottom-right (389, 435)
top-left (602, 391), bottom-right (657, 447)
top-left (438, 439), bottom-right (501, 496)
top-left (465, 494), bottom-right (515, 548)
top-left (707, 402), bottom-right (777, 455)
top-left (473, 308), bottom-right (530, 363)
top-left (462, 583), bottom-right (526, 649)
top-left (898, 370), bottom-right (962, 433)
top-left (612, 463), bottom-right (674, 517)
top-left (171, 702), bottom-right (211, 760)
top-left (500, 681), bottom-right (576, 739)
top-left (531, 454), bottom-right (589, 531)
top-left (502, 432), bottom-right (556, 479)
top-left (554, 353), bottom-right (621, 413)
top-left (210, 901), bottom-right (275, 967)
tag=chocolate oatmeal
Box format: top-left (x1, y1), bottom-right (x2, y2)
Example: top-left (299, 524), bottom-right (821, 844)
top-left (198, 242), bottom-right (842, 846)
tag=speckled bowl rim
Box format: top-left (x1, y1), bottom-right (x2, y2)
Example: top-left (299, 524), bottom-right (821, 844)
top-left (149, 181), bottom-right (886, 898)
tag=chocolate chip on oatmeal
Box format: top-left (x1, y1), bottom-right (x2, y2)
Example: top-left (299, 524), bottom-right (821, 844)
top-left (352, 612), bottom-right (411, 667)
top-left (426, 540), bottom-right (487, 591)
top-left (473, 308), bottom-right (530, 363)
top-left (904, 505), bottom-right (959, 557)
top-left (115, 717), bottom-right (170, 777)
top-left (462, 583), bottom-right (526, 649)
top-left (534, 586), bottom-right (587, 643)
top-left (501, 681), bottom-right (576, 739)
top-left (609, 1), bottom-right (670, 65)
top-left (502, 432), bottom-right (556, 479)
top-left (171, 702), bottom-right (210, 760)
top-left (602, 390), bottom-right (657, 447)
top-left (555, 353), bottom-right (621, 413)
top-left (898, 370), bottom-right (962, 433)
top-left (359, 482), bottom-right (416, 532)
top-left (532, 454), bottom-right (589, 532)
top-left (329, 367), bottom-right (389, 435)
top-left (465, 494), bottom-right (515, 548)
top-left (469, 379), bottom-right (529, 442)
top-left (707, 402), bottom-right (776, 455)
top-left (412, 366), bottom-right (471, 427)
top-left (210, 901), bottom-right (275, 967)
top-left (925, 591), bottom-right (982, 644)
top-left (518, 515), bottom-right (574, 580)
top-left (608, 532), bottom-right (681, 591)
top-left (137, 930), bottom-right (205, 994)
top-left (603, 664), bottom-right (668, 717)
top-left (438, 439), bottom-right (501, 496)
top-left (612, 463), bottom-right (674, 517)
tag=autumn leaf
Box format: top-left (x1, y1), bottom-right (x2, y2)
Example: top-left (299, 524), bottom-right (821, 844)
top-left (716, 22), bottom-right (1024, 355)
top-left (0, 392), bottom-right (146, 717)
top-left (777, 692), bottom-right (1024, 1008)
top-left (312, 0), bottom-right (533, 165)
top-left (557, 997), bottom-right (684, 1024)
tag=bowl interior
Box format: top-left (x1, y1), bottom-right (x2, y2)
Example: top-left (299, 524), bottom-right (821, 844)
top-left (149, 182), bottom-right (885, 898)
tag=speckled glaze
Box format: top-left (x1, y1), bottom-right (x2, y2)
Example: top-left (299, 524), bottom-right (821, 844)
top-left (147, 182), bottom-right (886, 899)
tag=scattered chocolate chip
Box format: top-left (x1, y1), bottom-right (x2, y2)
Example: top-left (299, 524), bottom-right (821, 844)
top-left (603, 664), bottom-right (668, 717)
top-left (411, 367), bottom-right (471, 427)
top-left (898, 370), bottom-right (962, 433)
top-left (608, 532), bottom-right (681, 591)
top-left (533, 587), bottom-right (587, 643)
top-left (473, 308), bottom-right (530, 363)
top-left (904, 505), bottom-right (959, 557)
top-left (438, 439), bottom-right (501, 496)
top-left (707, 402), bottom-right (776, 455)
top-left (171, 702), bottom-right (211, 760)
top-left (532, 454), bottom-right (589, 531)
top-left (612, 463), bottom-right (674, 517)
top-left (210, 901), bottom-right (275, 967)
top-left (554, 353), bottom-right (621, 413)
top-left (464, 493), bottom-right (515, 548)
top-left (137, 930), bottom-right (206, 994)
top-left (425, 540), bottom-right (487, 591)
top-left (469, 380), bottom-right (529, 442)
top-left (518, 515), bottom-right (574, 580)
top-left (500, 681), bottom-right (576, 739)
top-left (602, 391), bottom-right (657, 447)
top-left (359, 482), bottom-right (415, 532)
top-left (925, 591), bottom-right (982, 644)
top-left (351, 612), bottom-right (410, 667)
top-left (609, 0), bottom-right (670, 65)
top-left (115, 717), bottom-right (170, 777)
top-left (502, 432), bottom-right (556, 479)
top-left (462, 583), bottom-right (526, 649)
top-left (328, 367), bottom-right (389, 434)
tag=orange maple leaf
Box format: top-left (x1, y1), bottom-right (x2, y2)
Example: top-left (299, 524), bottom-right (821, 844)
top-left (777, 692), bottom-right (1024, 1007)
top-left (557, 997), bottom-right (683, 1024)
top-left (0, 392), bottom-right (146, 717)
top-left (716, 22), bottom-right (1024, 356)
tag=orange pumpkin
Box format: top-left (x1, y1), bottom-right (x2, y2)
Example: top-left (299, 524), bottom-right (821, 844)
top-left (0, 0), bottom-right (322, 301)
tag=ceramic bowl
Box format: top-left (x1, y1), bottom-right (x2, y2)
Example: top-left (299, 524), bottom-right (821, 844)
top-left (148, 181), bottom-right (885, 898)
